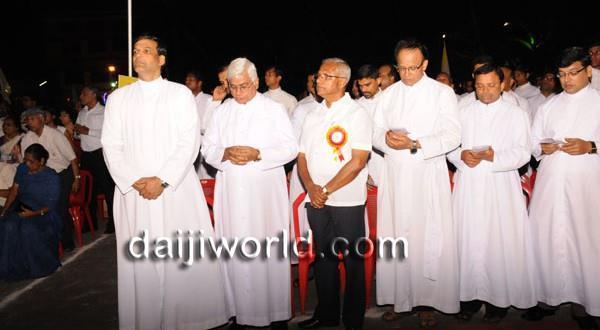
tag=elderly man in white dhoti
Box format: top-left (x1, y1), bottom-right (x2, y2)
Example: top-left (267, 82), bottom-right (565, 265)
top-left (101, 34), bottom-right (229, 330)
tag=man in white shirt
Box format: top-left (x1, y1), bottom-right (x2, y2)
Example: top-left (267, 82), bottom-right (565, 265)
top-left (377, 63), bottom-right (399, 90)
top-left (297, 58), bottom-right (371, 330)
top-left (202, 57), bottom-right (297, 330)
top-left (356, 64), bottom-right (384, 187)
top-left (514, 64), bottom-right (542, 101)
top-left (526, 46), bottom-right (600, 328)
top-left (448, 63), bottom-right (536, 323)
top-left (589, 41), bottom-right (600, 90)
top-left (528, 71), bottom-right (558, 120)
top-left (185, 70), bottom-right (214, 179)
top-left (374, 39), bottom-right (461, 327)
top-left (264, 65), bottom-right (298, 116)
top-left (74, 86), bottom-right (115, 234)
top-left (21, 108), bottom-right (80, 251)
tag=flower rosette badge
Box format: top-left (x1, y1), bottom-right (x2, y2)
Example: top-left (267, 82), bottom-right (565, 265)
top-left (326, 125), bottom-right (348, 162)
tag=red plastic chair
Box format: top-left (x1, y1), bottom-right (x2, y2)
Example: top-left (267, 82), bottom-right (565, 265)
top-left (96, 193), bottom-right (107, 221)
top-left (200, 179), bottom-right (216, 225)
top-left (68, 170), bottom-right (95, 247)
top-left (364, 186), bottom-right (378, 306)
top-left (292, 192), bottom-right (314, 314)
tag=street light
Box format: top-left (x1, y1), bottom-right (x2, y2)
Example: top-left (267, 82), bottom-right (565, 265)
top-left (107, 65), bottom-right (116, 73)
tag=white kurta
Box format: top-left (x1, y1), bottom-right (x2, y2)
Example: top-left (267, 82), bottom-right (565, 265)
top-left (528, 93), bottom-right (555, 123)
top-left (264, 87), bottom-right (298, 117)
top-left (101, 77), bottom-right (229, 330)
top-left (201, 92), bottom-right (297, 326)
top-left (515, 82), bottom-right (541, 100)
top-left (374, 75), bottom-right (461, 313)
top-left (289, 95), bottom-right (319, 244)
top-left (357, 93), bottom-right (384, 186)
top-left (529, 85), bottom-right (600, 316)
top-left (448, 98), bottom-right (537, 308)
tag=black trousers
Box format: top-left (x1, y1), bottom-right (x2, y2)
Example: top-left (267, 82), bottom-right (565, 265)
top-left (306, 204), bottom-right (366, 328)
top-left (460, 300), bottom-right (508, 317)
top-left (57, 167), bottom-right (74, 249)
top-left (80, 149), bottom-right (115, 230)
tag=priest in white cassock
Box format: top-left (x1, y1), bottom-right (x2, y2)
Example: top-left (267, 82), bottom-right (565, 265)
top-left (527, 47), bottom-right (600, 327)
top-left (374, 39), bottom-right (461, 327)
top-left (264, 65), bottom-right (298, 117)
top-left (528, 71), bottom-right (557, 121)
top-left (356, 64), bottom-right (384, 187)
top-left (589, 41), bottom-right (600, 91)
top-left (448, 64), bottom-right (537, 323)
top-left (101, 35), bottom-right (229, 330)
top-left (289, 73), bottom-right (320, 243)
top-left (201, 57), bottom-right (297, 330)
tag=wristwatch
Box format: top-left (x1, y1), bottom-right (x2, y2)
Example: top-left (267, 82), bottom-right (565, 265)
top-left (160, 180), bottom-right (170, 188)
top-left (40, 209), bottom-right (45, 216)
top-left (255, 150), bottom-right (262, 161)
top-left (410, 140), bottom-right (418, 154)
top-left (589, 141), bottom-right (597, 154)
top-left (321, 186), bottom-right (330, 196)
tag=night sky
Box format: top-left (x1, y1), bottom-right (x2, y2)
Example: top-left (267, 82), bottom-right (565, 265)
top-left (2, 0), bottom-right (598, 105)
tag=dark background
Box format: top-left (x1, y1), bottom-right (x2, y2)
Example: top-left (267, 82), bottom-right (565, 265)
top-left (1, 0), bottom-right (598, 108)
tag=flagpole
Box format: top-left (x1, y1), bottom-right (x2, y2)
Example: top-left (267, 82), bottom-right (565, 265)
top-left (127, 0), bottom-right (132, 76)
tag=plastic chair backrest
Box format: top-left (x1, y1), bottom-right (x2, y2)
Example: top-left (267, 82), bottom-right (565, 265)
top-left (70, 169), bottom-right (93, 206)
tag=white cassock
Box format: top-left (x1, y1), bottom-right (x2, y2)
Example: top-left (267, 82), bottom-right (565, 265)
top-left (101, 77), bottom-right (229, 330)
top-left (201, 92), bottom-right (297, 326)
top-left (194, 92), bottom-right (214, 179)
top-left (459, 90), bottom-right (533, 123)
top-left (448, 98), bottom-right (537, 308)
top-left (289, 95), bottom-right (319, 245)
top-left (529, 85), bottom-right (600, 316)
top-left (264, 87), bottom-right (298, 117)
top-left (357, 92), bottom-right (384, 186)
top-left (591, 67), bottom-right (600, 91)
top-left (374, 75), bottom-right (461, 313)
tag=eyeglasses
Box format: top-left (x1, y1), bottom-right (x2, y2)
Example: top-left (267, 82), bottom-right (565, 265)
top-left (556, 67), bottom-right (586, 79)
top-left (397, 61), bottom-right (424, 74)
top-left (229, 81), bottom-right (254, 92)
top-left (316, 73), bottom-right (345, 81)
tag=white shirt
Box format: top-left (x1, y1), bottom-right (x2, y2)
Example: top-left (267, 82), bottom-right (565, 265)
top-left (515, 82), bottom-right (541, 100)
top-left (76, 102), bottom-right (105, 152)
top-left (528, 92), bottom-right (556, 121)
top-left (591, 67), bottom-right (600, 91)
top-left (300, 93), bottom-right (372, 206)
top-left (264, 87), bottom-right (298, 117)
top-left (21, 125), bottom-right (76, 173)
top-left (193, 92), bottom-right (213, 132)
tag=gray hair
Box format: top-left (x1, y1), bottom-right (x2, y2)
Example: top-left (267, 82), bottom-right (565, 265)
top-left (227, 57), bottom-right (258, 81)
top-left (321, 58), bottom-right (351, 81)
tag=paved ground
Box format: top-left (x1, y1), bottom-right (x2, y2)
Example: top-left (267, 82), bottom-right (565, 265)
top-left (0, 222), bottom-right (594, 329)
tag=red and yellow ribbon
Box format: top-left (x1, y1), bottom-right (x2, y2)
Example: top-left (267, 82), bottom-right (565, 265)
top-left (326, 125), bottom-right (348, 162)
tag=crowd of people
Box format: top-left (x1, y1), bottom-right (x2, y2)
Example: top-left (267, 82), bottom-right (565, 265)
top-left (0, 34), bottom-right (599, 330)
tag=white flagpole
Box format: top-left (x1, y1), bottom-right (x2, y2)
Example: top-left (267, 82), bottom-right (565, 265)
top-left (128, 0), bottom-right (132, 76)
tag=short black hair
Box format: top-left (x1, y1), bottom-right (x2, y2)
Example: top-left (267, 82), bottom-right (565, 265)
top-left (473, 63), bottom-right (505, 82)
top-left (378, 63), bottom-right (400, 81)
top-left (25, 143), bottom-right (49, 163)
top-left (82, 86), bottom-right (101, 101)
top-left (514, 63), bottom-right (531, 74)
top-left (394, 38), bottom-right (429, 60)
top-left (558, 47), bottom-right (591, 68)
top-left (472, 54), bottom-right (495, 69)
top-left (356, 64), bottom-right (379, 80)
top-left (134, 34), bottom-right (167, 57)
top-left (2, 114), bottom-right (23, 134)
top-left (265, 65), bottom-right (284, 77)
top-left (186, 70), bottom-right (204, 82)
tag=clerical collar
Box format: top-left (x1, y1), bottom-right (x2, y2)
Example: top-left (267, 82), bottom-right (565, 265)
top-left (139, 76), bottom-right (163, 85)
top-left (480, 97), bottom-right (501, 108)
top-left (563, 85), bottom-right (591, 100)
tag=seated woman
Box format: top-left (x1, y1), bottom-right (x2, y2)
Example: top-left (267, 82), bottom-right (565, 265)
top-left (0, 143), bottom-right (61, 280)
top-left (0, 115), bottom-right (24, 203)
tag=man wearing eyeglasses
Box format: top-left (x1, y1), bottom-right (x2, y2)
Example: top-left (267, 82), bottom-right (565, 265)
top-left (374, 38), bottom-right (461, 327)
top-left (526, 47), bottom-right (600, 328)
top-left (589, 41), bottom-right (600, 91)
top-left (297, 58), bottom-right (372, 330)
top-left (202, 57), bottom-right (297, 330)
